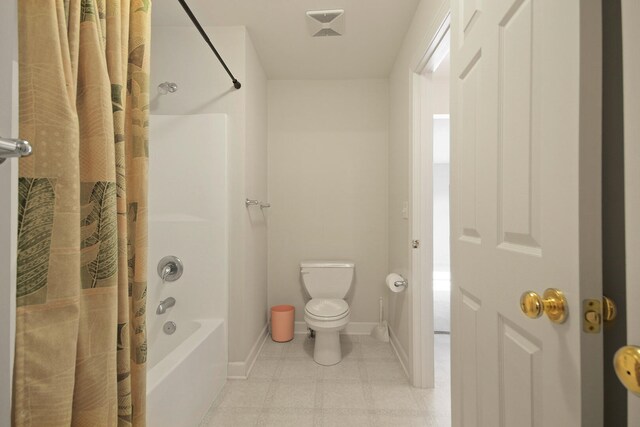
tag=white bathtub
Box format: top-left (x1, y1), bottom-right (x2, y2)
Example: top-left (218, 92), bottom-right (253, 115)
top-left (147, 319), bottom-right (227, 427)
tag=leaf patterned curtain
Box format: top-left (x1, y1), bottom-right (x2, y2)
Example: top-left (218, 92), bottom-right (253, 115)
top-left (13, 0), bottom-right (150, 425)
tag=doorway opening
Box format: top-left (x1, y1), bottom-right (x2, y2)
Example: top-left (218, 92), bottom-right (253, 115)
top-left (426, 44), bottom-right (451, 412)
top-left (432, 94), bottom-right (450, 337)
top-left (409, 10), bottom-right (451, 413)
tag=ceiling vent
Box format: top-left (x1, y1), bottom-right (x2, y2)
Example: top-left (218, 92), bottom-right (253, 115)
top-left (306, 9), bottom-right (345, 37)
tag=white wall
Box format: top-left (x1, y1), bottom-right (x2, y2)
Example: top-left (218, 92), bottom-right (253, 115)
top-left (0, 0), bottom-right (17, 421)
top-left (388, 0), bottom-right (449, 371)
top-left (151, 25), bottom-right (268, 368)
top-left (268, 79), bottom-right (389, 324)
top-left (240, 35), bottom-right (269, 363)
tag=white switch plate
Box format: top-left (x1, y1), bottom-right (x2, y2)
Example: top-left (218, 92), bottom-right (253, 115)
top-left (402, 201), bottom-right (409, 219)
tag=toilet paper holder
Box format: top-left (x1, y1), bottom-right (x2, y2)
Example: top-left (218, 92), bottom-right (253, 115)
top-left (394, 279), bottom-right (408, 289)
top-left (386, 273), bottom-right (408, 292)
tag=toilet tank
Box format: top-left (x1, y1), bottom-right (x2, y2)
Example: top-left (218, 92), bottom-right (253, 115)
top-left (300, 261), bottom-right (355, 299)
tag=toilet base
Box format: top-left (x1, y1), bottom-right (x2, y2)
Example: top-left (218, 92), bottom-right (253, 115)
top-left (313, 330), bottom-right (342, 366)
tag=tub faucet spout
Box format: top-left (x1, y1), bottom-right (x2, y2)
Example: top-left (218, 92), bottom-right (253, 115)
top-left (156, 297), bottom-right (176, 315)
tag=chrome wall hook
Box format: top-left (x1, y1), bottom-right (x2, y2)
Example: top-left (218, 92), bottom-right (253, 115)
top-left (246, 198), bottom-right (271, 209)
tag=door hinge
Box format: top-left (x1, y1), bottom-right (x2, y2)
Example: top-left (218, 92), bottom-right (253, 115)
top-left (412, 239), bottom-right (420, 249)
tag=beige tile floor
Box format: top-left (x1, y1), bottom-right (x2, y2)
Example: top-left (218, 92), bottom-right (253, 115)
top-left (200, 334), bottom-right (451, 427)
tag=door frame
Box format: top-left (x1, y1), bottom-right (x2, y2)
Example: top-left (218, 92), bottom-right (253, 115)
top-left (622, 0), bottom-right (640, 422)
top-left (0, 0), bottom-right (18, 421)
top-left (409, 4), bottom-right (450, 388)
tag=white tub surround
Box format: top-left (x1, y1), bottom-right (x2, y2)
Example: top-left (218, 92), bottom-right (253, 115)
top-left (147, 113), bottom-right (229, 424)
top-left (147, 112), bottom-right (228, 334)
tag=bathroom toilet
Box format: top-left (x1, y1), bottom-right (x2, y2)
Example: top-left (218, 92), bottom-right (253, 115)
top-left (300, 260), bottom-right (354, 366)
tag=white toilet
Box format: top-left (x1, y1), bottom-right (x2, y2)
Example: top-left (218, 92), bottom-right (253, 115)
top-left (300, 260), bottom-right (354, 366)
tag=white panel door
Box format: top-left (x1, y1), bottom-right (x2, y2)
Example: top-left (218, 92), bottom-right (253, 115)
top-left (450, 0), bottom-right (603, 426)
top-left (0, 0), bottom-right (18, 424)
top-left (621, 0), bottom-right (640, 423)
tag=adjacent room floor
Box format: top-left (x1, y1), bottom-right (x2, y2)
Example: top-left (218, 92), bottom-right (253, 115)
top-left (200, 334), bottom-right (451, 426)
top-left (434, 276), bottom-right (451, 334)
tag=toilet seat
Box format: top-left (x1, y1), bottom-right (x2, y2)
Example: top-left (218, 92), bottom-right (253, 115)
top-left (305, 298), bottom-right (349, 320)
top-left (303, 298), bottom-right (351, 366)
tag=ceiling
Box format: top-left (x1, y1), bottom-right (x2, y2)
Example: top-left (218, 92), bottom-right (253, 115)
top-left (153, 0), bottom-right (421, 79)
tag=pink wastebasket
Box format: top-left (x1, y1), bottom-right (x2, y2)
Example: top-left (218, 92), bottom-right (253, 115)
top-left (271, 305), bottom-right (295, 342)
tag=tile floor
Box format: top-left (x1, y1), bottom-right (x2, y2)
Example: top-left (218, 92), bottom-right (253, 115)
top-left (200, 334), bottom-right (451, 427)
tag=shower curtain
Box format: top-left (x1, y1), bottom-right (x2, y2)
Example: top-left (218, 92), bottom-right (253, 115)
top-left (13, 0), bottom-right (150, 425)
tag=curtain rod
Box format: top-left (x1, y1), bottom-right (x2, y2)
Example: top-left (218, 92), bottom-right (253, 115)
top-left (177, 0), bottom-right (242, 90)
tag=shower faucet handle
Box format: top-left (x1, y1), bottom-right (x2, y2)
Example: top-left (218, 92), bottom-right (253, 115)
top-left (157, 256), bottom-right (184, 283)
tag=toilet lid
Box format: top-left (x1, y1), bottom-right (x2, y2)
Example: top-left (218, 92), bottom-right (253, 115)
top-left (305, 298), bottom-right (349, 318)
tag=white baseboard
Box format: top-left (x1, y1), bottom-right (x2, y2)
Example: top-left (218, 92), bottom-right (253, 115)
top-left (231, 321), bottom-right (410, 384)
top-left (228, 321), bottom-right (382, 379)
top-left (227, 323), bottom-right (269, 379)
top-left (294, 321), bottom-right (378, 336)
top-left (226, 362), bottom-right (246, 379)
top-left (389, 325), bottom-right (410, 380)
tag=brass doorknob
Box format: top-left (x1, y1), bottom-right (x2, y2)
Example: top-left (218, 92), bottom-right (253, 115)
top-left (520, 288), bottom-right (567, 324)
top-left (613, 346), bottom-right (640, 395)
